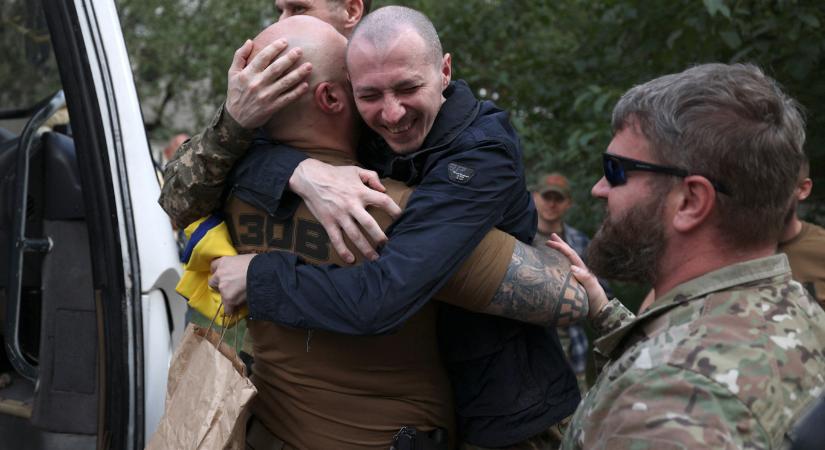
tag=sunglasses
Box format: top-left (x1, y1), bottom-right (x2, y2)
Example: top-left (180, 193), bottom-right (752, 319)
top-left (602, 153), bottom-right (730, 195)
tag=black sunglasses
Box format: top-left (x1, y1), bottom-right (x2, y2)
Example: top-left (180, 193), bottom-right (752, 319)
top-left (602, 153), bottom-right (730, 195)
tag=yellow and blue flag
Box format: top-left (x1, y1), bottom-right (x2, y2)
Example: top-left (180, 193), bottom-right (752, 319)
top-left (176, 215), bottom-right (247, 327)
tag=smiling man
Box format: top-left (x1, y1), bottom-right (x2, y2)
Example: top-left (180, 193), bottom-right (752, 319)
top-left (208, 18), bottom-right (590, 449)
top-left (346, 18), bottom-right (450, 154)
top-left (161, 6), bottom-right (582, 447)
top-left (204, 6), bottom-right (582, 449)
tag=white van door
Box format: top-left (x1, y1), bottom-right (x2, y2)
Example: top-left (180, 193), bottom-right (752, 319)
top-left (0, 1), bottom-right (184, 449)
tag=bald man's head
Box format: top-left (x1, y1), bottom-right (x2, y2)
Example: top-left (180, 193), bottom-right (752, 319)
top-left (252, 16), bottom-right (359, 153)
top-left (252, 15), bottom-right (348, 90)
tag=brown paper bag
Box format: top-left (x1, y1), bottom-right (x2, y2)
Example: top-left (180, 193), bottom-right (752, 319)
top-left (146, 323), bottom-right (257, 450)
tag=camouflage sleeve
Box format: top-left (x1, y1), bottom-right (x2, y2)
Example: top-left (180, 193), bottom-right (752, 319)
top-left (592, 297), bottom-right (635, 337)
top-left (159, 103), bottom-right (255, 228)
top-left (569, 365), bottom-right (770, 449)
top-left (590, 298), bottom-right (636, 373)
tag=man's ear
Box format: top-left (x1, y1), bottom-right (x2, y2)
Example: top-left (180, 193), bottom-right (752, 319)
top-left (671, 176), bottom-right (716, 233)
top-left (441, 53), bottom-right (452, 91)
top-left (342, 0), bottom-right (364, 32)
top-left (315, 82), bottom-right (344, 114)
top-left (797, 177), bottom-right (813, 201)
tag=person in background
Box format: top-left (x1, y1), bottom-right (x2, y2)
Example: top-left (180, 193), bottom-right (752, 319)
top-left (531, 172), bottom-right (612, 391)
top-left (161, 133), bottom-right (189, 167)
top-left (778, 157), bottom-right (825, 308)
top-left (158, 133), bottom-right (192, 257)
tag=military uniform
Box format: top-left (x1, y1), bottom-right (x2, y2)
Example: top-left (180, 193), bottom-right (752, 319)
top-left (563, 254), bottom-right (825, 449)
top-left (159, 104), bottom-right (295, 228)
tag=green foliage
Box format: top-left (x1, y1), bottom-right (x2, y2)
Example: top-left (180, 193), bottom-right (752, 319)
top-left (116, 0), bottom-right (825, 225)
top-left (117, 0), bottom-right (272, 137)
top-left (0, 0), bottom-right (61, 109)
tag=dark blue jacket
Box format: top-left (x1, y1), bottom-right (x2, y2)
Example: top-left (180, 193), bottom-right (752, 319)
top-left (235, 80), bottom-right (579, 446)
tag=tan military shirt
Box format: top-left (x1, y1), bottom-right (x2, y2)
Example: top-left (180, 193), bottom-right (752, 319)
top-left (224, 149), bottom-right (515, 450)
top-left (779, 220), bottom-right (825, 309)
top-left (563, 254), bottom-right (825, 449)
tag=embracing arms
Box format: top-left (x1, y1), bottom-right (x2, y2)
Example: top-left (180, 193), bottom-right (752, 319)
top-left (212, 227), bottom-right (589, 329)
top-left (222, 143), bottom-right (593, 334)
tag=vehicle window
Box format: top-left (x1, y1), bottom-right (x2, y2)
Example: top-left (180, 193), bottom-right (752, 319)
top-left (1, 1), bottom-right (65, 373)
top-left (0, 1), bottom-right (61, 118)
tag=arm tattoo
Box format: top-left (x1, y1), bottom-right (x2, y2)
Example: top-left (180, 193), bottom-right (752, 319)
top-left (484, 241), bottom-right (588, 327)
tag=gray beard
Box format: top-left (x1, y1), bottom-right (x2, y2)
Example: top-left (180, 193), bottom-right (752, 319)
top-left (586, 195), bottom-right (667, 285)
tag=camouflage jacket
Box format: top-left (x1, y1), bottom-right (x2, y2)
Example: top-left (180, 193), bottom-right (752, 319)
top-left (563, 254), bottom-right (825, 449)
top-left (158, 104), bottom-right (255, 228)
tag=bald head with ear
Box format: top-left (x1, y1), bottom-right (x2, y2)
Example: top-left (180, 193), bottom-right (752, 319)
top-left (251, 16), bottom-right (358, 150)
top-left (252, 15), bottom-right (348, 91)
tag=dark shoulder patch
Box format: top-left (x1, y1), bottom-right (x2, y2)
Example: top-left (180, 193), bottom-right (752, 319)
top-left (447, 162), bottom-right (475, 184)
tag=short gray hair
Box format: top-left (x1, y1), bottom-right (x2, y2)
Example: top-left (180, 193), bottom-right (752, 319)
top-left (348, 5), bottom-right (443, 68)
top-left (612, 63), bottom-right (806, 248)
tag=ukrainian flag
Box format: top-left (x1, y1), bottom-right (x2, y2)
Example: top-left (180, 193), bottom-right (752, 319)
top-left (176, 215), bottom-right (247, 327)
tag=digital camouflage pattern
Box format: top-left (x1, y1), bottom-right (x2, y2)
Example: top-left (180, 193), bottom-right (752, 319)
top-left (563, 254), bottom-right (825, 449)
top-left (159, 104), bottom-right (253, 228)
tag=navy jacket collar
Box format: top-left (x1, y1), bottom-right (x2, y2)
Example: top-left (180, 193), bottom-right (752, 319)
top-left (360, 80), bottom-right (481, 185)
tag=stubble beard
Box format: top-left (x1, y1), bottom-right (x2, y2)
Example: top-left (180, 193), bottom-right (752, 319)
top-left (586, 194), bottom-right (668, 285)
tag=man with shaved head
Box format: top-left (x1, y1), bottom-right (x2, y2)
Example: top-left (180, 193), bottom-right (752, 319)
top-left (211, 14), bottom-right (587, 450)
top-left (344, 6), bottom-right (450, 154)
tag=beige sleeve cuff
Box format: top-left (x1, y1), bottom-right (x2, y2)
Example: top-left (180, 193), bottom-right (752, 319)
top-left (434, 230), bottom-right (516, 312)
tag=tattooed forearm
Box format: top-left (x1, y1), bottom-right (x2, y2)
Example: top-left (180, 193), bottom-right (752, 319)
top-left (484, 241), bottom-right (588, 327)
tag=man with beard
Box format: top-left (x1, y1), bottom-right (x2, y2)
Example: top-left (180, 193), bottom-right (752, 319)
top-left (547, 63), bottom-right (825, 449)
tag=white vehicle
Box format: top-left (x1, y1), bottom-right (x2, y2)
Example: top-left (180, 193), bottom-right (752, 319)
top-left (1, 0), bottom-right (186, 448)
